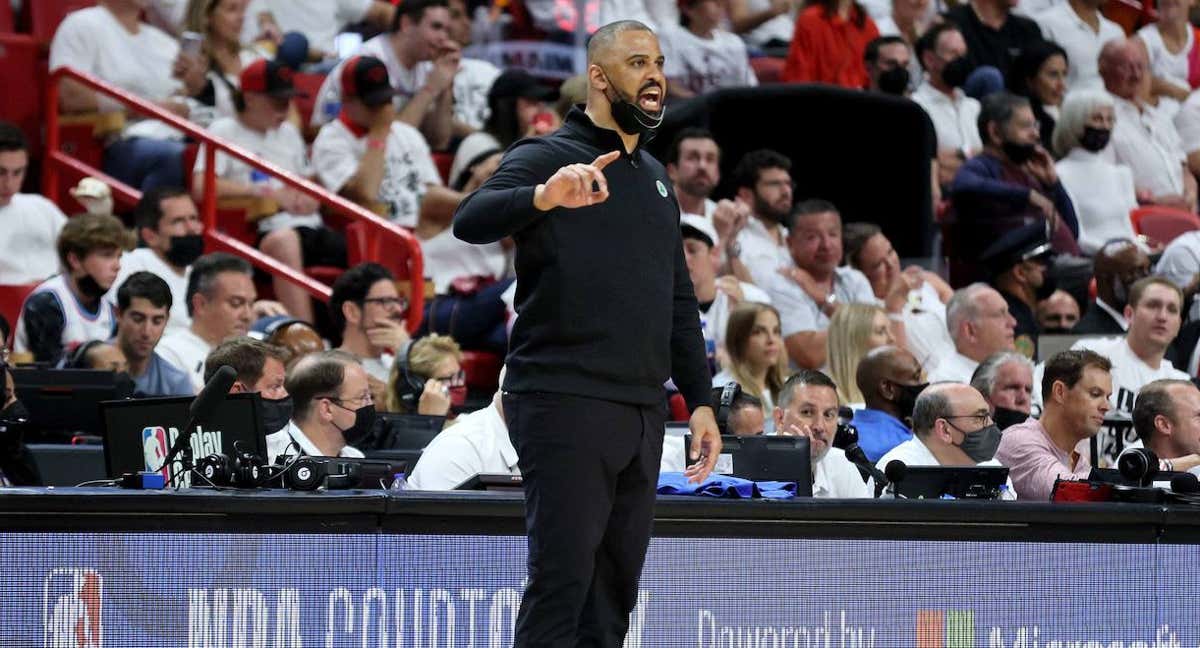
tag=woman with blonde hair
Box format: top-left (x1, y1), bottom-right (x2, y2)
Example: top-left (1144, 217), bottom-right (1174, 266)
top-left (385, 334), bottom-right (465, 417)
top-left (827, 303), bottom-right (895, 407)
top-left (713, 303), bottom-right (787, 433)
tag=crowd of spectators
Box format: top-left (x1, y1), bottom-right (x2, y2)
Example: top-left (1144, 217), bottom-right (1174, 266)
top-left (6, 0), bottom-right (1200, 499)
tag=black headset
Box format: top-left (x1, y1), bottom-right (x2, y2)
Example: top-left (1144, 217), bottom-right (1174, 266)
top-left (285, 456), bottom-right (361, 491)
top-left (715, 382), bottom-right (742, 436)
top-left (66, 340), bottom-right (107, 369)
top-left (394, 340), bottom-right (425, 408)
top-left (195, 442), bottom-right (267, 488)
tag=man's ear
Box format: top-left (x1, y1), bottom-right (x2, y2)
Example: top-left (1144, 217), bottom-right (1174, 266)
top-left (587, 63), bottom-right (608, 93)
top-left (1124, 303), bottom-right (1135, 321)
top-left (342, 300), bottom-right (362, 326)
top-left (230, 381), bottom-right (248, 394)
top-left (1155, 413), bottom-right (1173, 438)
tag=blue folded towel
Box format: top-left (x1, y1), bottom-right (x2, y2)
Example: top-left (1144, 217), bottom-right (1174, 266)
top-left (657, 472), bottom-right (797, 500)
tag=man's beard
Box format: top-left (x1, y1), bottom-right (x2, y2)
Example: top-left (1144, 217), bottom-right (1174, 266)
top-left (680, 176), bottom-right (714, 200)
top-left (754, 194), bottom-right (788, 224)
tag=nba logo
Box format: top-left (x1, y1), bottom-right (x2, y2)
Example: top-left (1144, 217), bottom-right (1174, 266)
top-left (142, 426), bottom-right (168, 478)
top-left (43, 568), bottom-right (102, 647)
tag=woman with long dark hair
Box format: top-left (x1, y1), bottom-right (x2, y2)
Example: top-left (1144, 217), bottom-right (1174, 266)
top-left (1007, 40), bottom-right (1068, 151)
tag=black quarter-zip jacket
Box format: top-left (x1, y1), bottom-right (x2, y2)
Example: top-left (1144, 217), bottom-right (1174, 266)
top-left (453, 107), bottom-right (711, 412)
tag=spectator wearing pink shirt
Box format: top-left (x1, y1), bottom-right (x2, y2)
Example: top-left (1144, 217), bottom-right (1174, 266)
top-left (995, 349), bottom-right (1111, 501)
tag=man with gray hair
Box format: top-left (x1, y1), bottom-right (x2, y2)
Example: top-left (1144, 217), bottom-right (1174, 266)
top-left (876, 382), bottom-right (1016, 499)
top-left (266, 350), bottom-right (372, 464)
top-left (774, 369), bottom-right (871, 498)
top-left (970, 351), bottom-right (1034, 430)
top-left (928, 283), bottom-right (1017, 384)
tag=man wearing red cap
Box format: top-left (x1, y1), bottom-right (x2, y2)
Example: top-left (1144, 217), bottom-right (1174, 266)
top-left (193, 59), bottom-right (342, 324)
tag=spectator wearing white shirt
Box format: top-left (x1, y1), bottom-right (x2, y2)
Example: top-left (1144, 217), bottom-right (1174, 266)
top-left (0, 123), bottom-right (68, 285)
top-left (311, 0), bottom-right (459, 150)
top-left (157, 253), bottom-right (257, 391)
top-left (842, 222), bottom-right (954, 372)
top-left (659, 0), bottom-right (758, 99)
top-left (774, 369), bottom-right (872, 498)
top-left (765, 200), bottom-right (883, 369)
top-left (969, 351), bottom-right (1033, 430)
top-left (182, 0), bottom-right (263, 125)
top-left (1156, 230), bottom-right (1200, 302)
top-left (877, 382), bottom-right (1017, 499)
top-left (14, 214), bottom-right (133, 364)
top-left (1099, 39), bottom-right (1197, 212)
top-left (408, 386), bottom-right (518, 490)
top-left (600, 0), bottom-right (681, 34)
top-left (312, 55), bottom-right (461, 234)
top-left (681, 215), bottom-right (771, 374)
top-left (1051, 90), bottom-right (1140, 255)
top-left (731, 149), bottom-right (794, 287)
top-left (1132, 379), bottom-right (1200, 475)
top-left (711, 302), bottom-right (788, 434)
top-left (928, 283), bottom-right (1017, 384)
top-left (1033, 0), bottom-right (1122, 91)
top-left (912, 23), bottom-right (983, 189)
top-left (442, 0), bottom-right (502, 132)
top-left (1135, 0), bottom-right (1198, 103)
top-left (724, 0), bottom-right (796, 53)
top-left (49, 1), bottom-right (197, 191)
top-left (266, 350), bottom-right (372, 464)
top-left (1036, 277), bottom-right (1189, 466)
top-left (330, 263), bottom-right (411, 393)
top-left (107, 188), bottom-right (204, 335)
top-left (193, 59), bottom-right (344, 323)
top-left (666, 129), bottom-right (752, 275)
top-left (242, 0), bottom-right (396, 60)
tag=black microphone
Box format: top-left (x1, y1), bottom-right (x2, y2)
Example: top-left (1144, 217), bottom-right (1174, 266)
top-left (159, 365), bottom-right (237, 475)
top-left (1171, 472), bottom-right (1200, 494)
top-left (834, 421), bottom-right (889, 487)
top-left (884, 460), bottom-right (907, 499)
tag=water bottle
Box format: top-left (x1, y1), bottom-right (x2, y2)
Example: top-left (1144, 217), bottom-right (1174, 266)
top-left (390, 472), bottom-right (408, 491)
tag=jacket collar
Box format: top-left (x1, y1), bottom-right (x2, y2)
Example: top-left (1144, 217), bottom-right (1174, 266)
top-left (561, 105), bottom-right (655, 159)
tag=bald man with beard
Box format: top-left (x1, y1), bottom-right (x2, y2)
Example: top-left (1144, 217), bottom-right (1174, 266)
top-left (851, 346), bottom-right (928, 462)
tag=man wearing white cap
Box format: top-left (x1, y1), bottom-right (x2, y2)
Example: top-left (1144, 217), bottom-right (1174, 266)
top-left (681, 214), bottom-right (770, 375)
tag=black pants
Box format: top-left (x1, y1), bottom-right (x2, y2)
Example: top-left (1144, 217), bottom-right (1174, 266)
top-left (502, 392), bottom-right (665, 648)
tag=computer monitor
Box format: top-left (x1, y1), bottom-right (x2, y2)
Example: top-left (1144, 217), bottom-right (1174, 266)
top-left (26, 444), bottom-right (106, 487)
top-left (368, 413), bottom-right (446, 451)
top-left (683, 434), bottom-right (813, 497)
top-left (893, 466), bottom-right (1010, 500)
top-left (100, 393), bottom-right (266, 487)
top-left (13, 368), bottom-right (134, 441)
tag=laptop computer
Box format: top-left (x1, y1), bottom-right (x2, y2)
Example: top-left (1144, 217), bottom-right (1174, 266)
top-left (100, 393), bottom-right (266, 487)
top-left (683, 434), bottom-right (813, 497)
top-left (26, 444), bottom-right (106, 487)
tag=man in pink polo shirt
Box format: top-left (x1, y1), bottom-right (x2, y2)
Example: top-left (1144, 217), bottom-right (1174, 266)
top-left (995, 349), bottom-right (1112, 500)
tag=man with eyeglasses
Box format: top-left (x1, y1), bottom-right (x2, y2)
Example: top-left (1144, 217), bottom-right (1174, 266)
top-left (996, 349), bottom-right (1111, 500)
top-left (330, 263), bottom-right (410, 401)
top-left (877, 382), bottom-right (1016, 499)
top-left (266, 350), bottom-right (372, 464)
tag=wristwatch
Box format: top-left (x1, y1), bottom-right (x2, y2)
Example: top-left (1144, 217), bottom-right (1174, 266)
top-left (725, 240), bottom-right (742, 259)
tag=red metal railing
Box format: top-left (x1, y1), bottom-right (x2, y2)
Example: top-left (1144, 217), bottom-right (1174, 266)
top-left (42, 66), bottom-right (425, 332)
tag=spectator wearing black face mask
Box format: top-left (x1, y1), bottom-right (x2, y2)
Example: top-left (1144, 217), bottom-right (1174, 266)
top-left (970, 351), bottom-right (1033, 431)
top-left (981, 221), bottom-right (1055, 354)
top-left (913, 23), bottom-right (983, 190)
top-left (864, 35), bottom-right (914, 96)
top-left (852, 345), bottom-right (926, 463)
top-left (267, 350), bottom-right (371, 464)
top-left (14, 214), bottom-right (134, 364)
top-left (949, 92), bottom-right (1080, 273)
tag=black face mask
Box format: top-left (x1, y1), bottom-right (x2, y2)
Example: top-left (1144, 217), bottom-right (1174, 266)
top-left (878, 66), bottom-right (911, 95)
top-left (1002, 140), bottom-right (1037, 164)
top-left (1034, 265), bottom-right (1057, 301)
top-left (165, 233), bottom-right (205, 267)
top-left (941, 56), bottom-right (971, 88)
top-left (992, 406), bottom-right (1028, 431)
top-left (333, 403), bottom-right (377, 448)
top-left (1080, 126), bottom-right (1111, 153)
top-left (892, 381), bottom-right (928, 423)
top-left (601, 70), bottom-right (665, 137)
top-left (956, 423), bottom-right (1003, 463)
top-left (75, 274), bottom-right (107, 300)
top-left (259, 395), bottom-right (293, 434)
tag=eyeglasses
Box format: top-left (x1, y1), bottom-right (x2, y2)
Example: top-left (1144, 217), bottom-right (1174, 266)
top-left (320, 392), bottom-right (373, 408)
top-left (434, 370), bottom-right (466, 388)
top-left (943, 413), bottom-right (993, 429)
top-left (361, 296), bottom-right (409, 311)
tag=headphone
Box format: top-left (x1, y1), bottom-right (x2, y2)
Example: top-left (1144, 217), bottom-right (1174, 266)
top-left (285, 456), bottom-right (361, 491)
top-left (195, 443), bottom-right (267, 488)
top-left (394, 340), bottom-right (425, 408)
top-left (66, 340), bottom-right (107, 369)
top-left (715, 382), bottom-right (742, 436)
